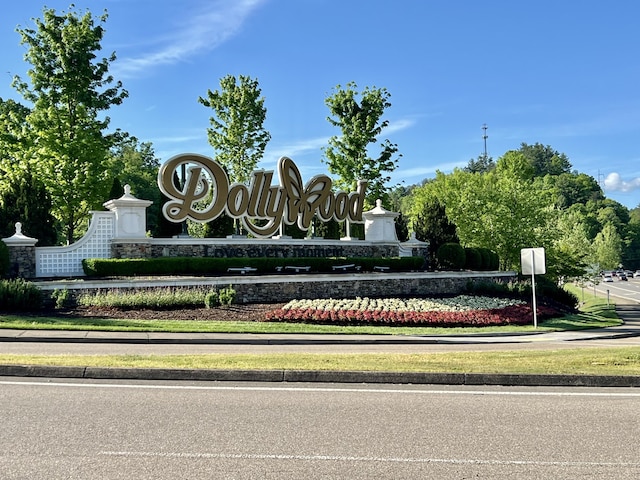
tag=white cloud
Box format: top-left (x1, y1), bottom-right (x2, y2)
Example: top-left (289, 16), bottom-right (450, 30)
top-left (113, 0), bottom-right (265, 78)
top-left (385, 118), bottom-right (416, 135)
top-left (604, 172), bottom-right (640, 192)
top-left (265, 136), bottom-right (328, 161)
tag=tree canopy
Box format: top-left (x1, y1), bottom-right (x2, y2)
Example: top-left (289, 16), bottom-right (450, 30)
top-left (323, 82), bottom-right (400, 208)
top-left (198, 74), bottom-right (270, 185)
top-left (10, 6), bottom-right (128, 244)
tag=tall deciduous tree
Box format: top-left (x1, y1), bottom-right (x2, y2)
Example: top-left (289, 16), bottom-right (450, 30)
top-left (0, 98), bottom-right (32, 192)
top-left (107, 138), bottom-right (162, 236)
top-left (412, 151), bottom-right (557, 272)
top-left (592, 223), bottom-right (623, 270)
top-left (198, 75), bottom-right (270, 185)
top-left (12, 6), bottom-right (128, 244)
top-left (323, 82), bottom-right (400, 208)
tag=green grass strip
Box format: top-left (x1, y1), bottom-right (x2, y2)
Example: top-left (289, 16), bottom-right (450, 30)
top-left (1, 348), bottom-right (640, 376)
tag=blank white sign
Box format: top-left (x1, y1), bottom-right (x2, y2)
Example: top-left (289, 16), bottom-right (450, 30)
top-left (521, 247), bottom-right (546, 275)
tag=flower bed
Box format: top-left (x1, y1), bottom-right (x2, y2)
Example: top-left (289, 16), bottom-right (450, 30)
top-left (264, 295), bottom-right (559, 327)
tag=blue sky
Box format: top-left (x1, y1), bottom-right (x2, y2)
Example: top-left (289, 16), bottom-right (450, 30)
top-left (2, 0), bottom-right (640, 209)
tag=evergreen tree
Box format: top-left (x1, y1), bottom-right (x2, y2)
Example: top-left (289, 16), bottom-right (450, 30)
top-left (0, 171), bottom-right (57, 245)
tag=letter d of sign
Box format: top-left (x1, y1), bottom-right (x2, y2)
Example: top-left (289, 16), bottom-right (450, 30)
top-left (158, 153), bottom-right (229, 223)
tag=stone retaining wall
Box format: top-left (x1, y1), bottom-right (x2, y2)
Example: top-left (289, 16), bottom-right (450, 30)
top-left (37, 271), bottom-right (517, 304)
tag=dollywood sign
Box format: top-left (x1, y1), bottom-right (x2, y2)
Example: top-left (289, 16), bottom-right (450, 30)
top-left (157, 153), bottom-right (367, 238)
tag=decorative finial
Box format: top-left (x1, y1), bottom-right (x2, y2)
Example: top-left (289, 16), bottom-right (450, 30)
top-left (15, 222), bottom-right (22, 235)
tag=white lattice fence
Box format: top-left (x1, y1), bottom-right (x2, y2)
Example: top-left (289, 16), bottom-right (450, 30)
top-left (36, 212), bottom-right (115, 277)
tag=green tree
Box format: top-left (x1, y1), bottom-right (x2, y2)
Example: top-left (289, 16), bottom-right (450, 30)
top-left (518, 142), bottom-right (572, 177)
top-left (12, 6), bottom-right (128, 244)
top-left (198, 75), bottom-right (270, 185)
top-left (622, 222), bottom-right (640, 270)
top-left (463, 154), bottom-right (495, 174)
top-left (323, 82), bottom-right (400, 207)
top-left (108, 138), bottom-right (162, 236)
top-left (544, 172), bottom-right (604, 209)
top-left (0, 98), bottom-right (32, 190)
top-left (412, 198), bottom-right (458, 268)
top-left (0, 171), bottom-right (57, 245)
top-left (416, 152), bottom-right (557, 272)
top-left (592, 223), bottom-right (623, 270)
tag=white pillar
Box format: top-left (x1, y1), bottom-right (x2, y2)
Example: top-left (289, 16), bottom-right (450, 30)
top-left (103, 185), bottom-right (153, 239)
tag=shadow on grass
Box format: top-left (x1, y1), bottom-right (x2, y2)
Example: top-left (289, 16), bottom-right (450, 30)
top-left (541, 310), bottom-right (620, 331)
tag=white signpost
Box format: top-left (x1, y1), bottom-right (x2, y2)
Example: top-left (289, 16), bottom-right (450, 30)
top-left (520, 247), bottom-right (546, 328)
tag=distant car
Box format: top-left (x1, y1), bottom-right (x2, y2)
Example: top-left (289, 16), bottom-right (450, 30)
top-left (619, 273), bottom-right (628, 281)
top-left (603, 274), bottom-right (614, 282)
top-left (635, 270), bottom-right (640, 278)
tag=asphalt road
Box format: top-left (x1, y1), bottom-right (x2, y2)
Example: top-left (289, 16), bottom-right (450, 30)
top-left (2, 378), bottom-right (640, 479)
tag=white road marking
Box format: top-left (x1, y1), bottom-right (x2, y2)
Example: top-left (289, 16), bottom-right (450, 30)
top-left (99, 450), bottom-right (640, 468)
top-left (2, 380), bottom-right (640, 397)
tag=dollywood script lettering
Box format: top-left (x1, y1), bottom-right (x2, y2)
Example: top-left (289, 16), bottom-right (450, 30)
top-left (158, 153), bottom-right (367, 238)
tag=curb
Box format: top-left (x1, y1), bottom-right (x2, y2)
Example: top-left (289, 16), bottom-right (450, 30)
top-left (2, 364), bottom-right (639, 387)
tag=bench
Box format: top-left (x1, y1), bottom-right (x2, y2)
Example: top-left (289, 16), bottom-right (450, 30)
top-left (331, 264), bottom-right (361, 273)
top-left (284, 265), bottom-right (311, 273)
top-left (373, 266), bottom-right (390, 272)
top-left (226, 267), bottom-right (258, 275)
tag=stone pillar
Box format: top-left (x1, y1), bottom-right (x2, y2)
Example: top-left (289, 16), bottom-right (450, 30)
top-left (362, 199), bottom-right (400, 242)
top-left (399, 232), bottom-right (430, 268)
top-left (2, 222), bottom-right (38, 278)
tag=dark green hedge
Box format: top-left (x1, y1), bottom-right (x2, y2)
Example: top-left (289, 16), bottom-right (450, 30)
top-left (0, 241), bottom-right (9, 277)
top-left (82, 256), bottom-right (425, 277)
top-left (436, 243), bottom-right (466, 270)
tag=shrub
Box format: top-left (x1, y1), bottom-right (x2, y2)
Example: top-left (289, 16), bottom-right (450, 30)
top-left (82, 256), bottom-right (425, 277)
top-left (436, 243), bottom-right (466, 270)
top-left (466, 278), bottom-right (578, 310)
top-left (218, 285), bottom-right (236, 305)
top-left (51, 288), bottom-right (73, 309)
top-left (77, 287), bottom-right (207, 310)
top-left (0, 241), bottom-right (9, 277)
top-left (464, 247), bottom-right (482, 270)
top-left (0, 279), bottom-right (43, 311)
top-left (204, 291), bottom-right (220, 308)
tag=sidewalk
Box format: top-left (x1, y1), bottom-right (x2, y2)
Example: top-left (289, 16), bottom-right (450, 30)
top-left (1, 302), bottom-right (640, 387)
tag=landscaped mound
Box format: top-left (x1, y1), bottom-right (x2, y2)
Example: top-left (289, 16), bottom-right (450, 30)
top-left (264, 295), bottom-right (559, 327)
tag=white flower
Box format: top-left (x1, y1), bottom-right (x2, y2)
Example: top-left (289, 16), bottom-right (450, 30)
top-left (280, 295), bottom-right (525, 313)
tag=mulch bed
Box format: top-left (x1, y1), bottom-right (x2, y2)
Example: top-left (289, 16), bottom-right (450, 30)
top-left (52, 303), bottom-right (286, 322)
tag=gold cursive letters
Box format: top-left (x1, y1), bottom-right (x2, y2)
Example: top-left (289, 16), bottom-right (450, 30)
top-left (157, 153), bottom-right (367, 238)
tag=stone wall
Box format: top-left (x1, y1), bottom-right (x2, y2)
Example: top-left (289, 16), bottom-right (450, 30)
top-left (6, 245), bottom-right (36, 279)
top-left (111, 238), bottom-right (401, 260)
top-left (230, 272), bottom-right (515, 303)
top-left (38, 271), bottom-right (517, 304)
